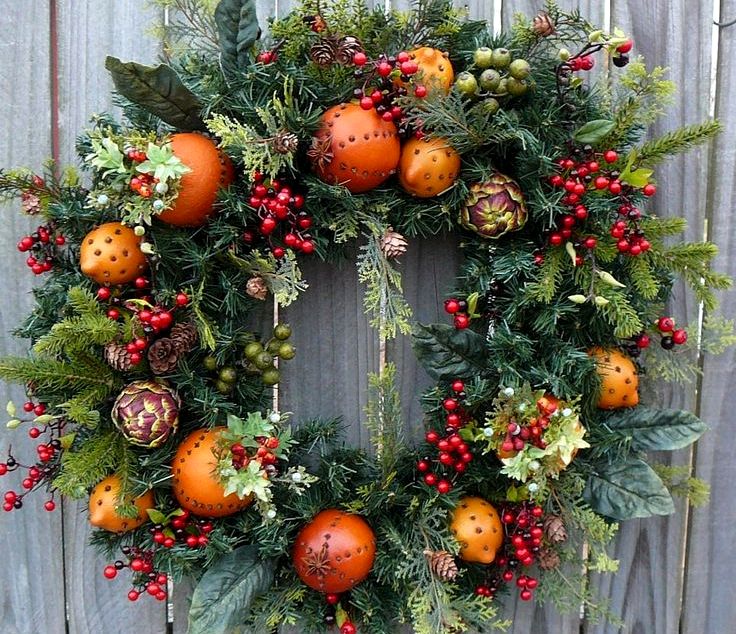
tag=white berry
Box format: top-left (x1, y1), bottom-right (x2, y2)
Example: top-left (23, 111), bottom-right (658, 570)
top-left (269, 412), bottom-right (281, 424)
top-left (503, 387), bottom-right (515, 397)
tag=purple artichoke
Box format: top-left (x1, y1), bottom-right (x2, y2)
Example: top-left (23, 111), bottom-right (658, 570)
top-left (111, 380), bottom-right (180, 447)
top-left (459, 173), bottom-right (528, 238)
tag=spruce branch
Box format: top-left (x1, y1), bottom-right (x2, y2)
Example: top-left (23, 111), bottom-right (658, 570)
top-left (365, 363), bottom-right (406, 476)
top-left (634, 120), bottom-right (721, 166)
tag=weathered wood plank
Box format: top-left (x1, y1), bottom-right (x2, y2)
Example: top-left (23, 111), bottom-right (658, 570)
top-left (585, 0), bottom-right (713, 632)
top-left (0, 3), bottom-right (67, 633)
top-left (54, 2), bottom-right (167, 632)
top-left (681, 1), bottom-right (736, 631)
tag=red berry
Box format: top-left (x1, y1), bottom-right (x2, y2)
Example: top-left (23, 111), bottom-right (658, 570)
top-left (134, 277), bottom-right (148, 289)
top-left (163, 537), bottom-right (175, 548)
top-left (549, 233), bottom-right (563, 247)
top-left (22, 478), bottom-right (33, 490)
top-left (341, 623), bottom-right (357, 634)
top-left (175, 293), bottom-right (189, 307)
top-left (603, 150), bottom-right (618, 163)
top-left (439, 452), bottom-right (454, 466)
top-left (608, 180), bottom-right (622, 195)
top-left (425, 430), bottom-right (439, 444)
top-left (353, 52), bottom-right (367, 66)
top-left (300, 240), bottom-right (315, 255)
top-left (28, 427), bottom-right (40, 439)
top-left (130, 558), bottom-right (144, 572)
top-left (424, 473), bottom-right (438, 486)
top-left (594, 176), bottom-right (609, 190)
top-left (520, 589), bottom-right (533, 601)
top-left (414, 85), bottom-right (427, 98)
top-left (186, 535), bottom-right (199, 548)
top-left (561, 215), bottom-right (576, 228)
top-left (400, 60), bottom-right (419, 75)
top-left (0, 464), bottom-right (6, 476)
top-left (377, 61), bottom-right (393, 77)
top-left (128, 590), bottom-right (140, 602)
top-left (588, 161), bottom-right (600, 172)
top-left (103, 565), bottom-right (118, 579)
top-left (451, 380), bottom-right (465, 392)
top-left (147, 583), bottom-right (161, 596)
top-left (583, 237), bottom-right (597, 249)
top-left (502, 570), bottom-right (514, 582)
top-left (157, 311), bottom-right (173, 330)
top-left (657, 317), bottom-right (675, 332)
top-left (444, 298), bottom-right (461, 314)
top-left (617, 239), bottom-right (630, 253)
top-left (453, 314), bottom-right (470, 329)
top-left (443, 398), bottom-right (458, 411)
top-left (637, 334), bottom-right (651, 348)
top-left (260, 217), bottom-right (277, 235)
top-left (107, 308), bottom-right (120, 320)
top-left (55, 235), bottom-right (66, 246)
top-left (672, 329), bottom-right (688, 345)
top-left (326, 593), bottom-right (340, 605)
top-left (23, 401), bottom-right (35, 412)
top-left (359, 96), bottom-right (374, 110)
top-left (550, 174), bottom-right (564, 188)
top-left (437, 440), bottom-right (450, 452)
top-left (643, 183), bottom-right (657, 196)
top-left (381, 111), bottom-right (394, 122)
top-left (617, 39), bottom-right (633, 54)
top-left (417, 460), bottom-right (430, 472)
top-left (436, 480), bottom-right (452, 494)
top-left (44, 500), bottom-right (56, 512)
top-left (198, 535), bottom-right (209, 546)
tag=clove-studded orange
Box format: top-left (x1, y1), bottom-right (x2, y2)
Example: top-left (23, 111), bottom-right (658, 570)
top-left (406, 47), bottom-right (454, 95)
top-left (310, 103), bottom-right (401, 193)
top-left (157, 133), bottom-right (234, 227)
top-left (449, 496), bottom-right (504, 564)
top-left (88, 474), bottom-right (155, 533)
top-left (79, 222), bottom-right (147, 285)
top-left (589, 347), bottom-right (639, 409)
top-left (292, 509), bottom-right (376, 593)
top-left (398, 136), bottom-right (461, 197)
top-left (171, 427), bottom-right (253, 517)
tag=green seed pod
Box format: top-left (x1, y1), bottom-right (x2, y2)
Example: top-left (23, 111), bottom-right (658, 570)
top-left (203, 355), bottom-right (218, 371)
top-left (244, 342), bottom-right (264, 360)
top-left (273, 324), bottom-right (292, 341)
top-left (218, 366), bottom-right (238, 384)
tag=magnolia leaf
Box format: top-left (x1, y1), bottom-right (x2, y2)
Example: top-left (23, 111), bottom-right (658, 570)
top-left (584, 457), bottom-right (674, 520)
top-left (188, 545), bottom-right (274, 634)
top-left (105, 57), bottom-right (205, 131)
top-left (411, 324), bottom-right (487, 381)
top-left (214, 0), bottom-right (261, 71)
top-left (603, 407), bottom-right (708, 451)
top-left (573, 119), bottom-right (616, 144)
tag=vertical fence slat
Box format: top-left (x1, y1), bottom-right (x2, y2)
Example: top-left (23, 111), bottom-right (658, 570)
top-left (681, 0), bottom-right (736, 630)
top-left (584, 1), bottom-right (713, 632)
top-left (0, 2), bottom-right (67, 632)
top-left (54, 2), bottom-right (167, 632)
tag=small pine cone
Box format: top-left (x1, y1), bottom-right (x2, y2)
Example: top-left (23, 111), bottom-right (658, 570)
top-left (310, 38), bottom-right (337, 66)
top-left (537, 547), bottom-right (561, 571)
top-left (544, 515), bottom-right (568, 544)
top-left (532, 11), bottom-right (556, 37)
top-left (104, 342), bottom-right (133, 372)
top-left (423, 549), bottom-right (458, 582)
top-left (169, 322), bottom-right (198, 355)
top-left (246, 276), bottom-right (268, 300)
top-left (21, 191), bottom-right (42, 215)
top-left (380, 227), bottom-right (408, 259)
top-left (335, 36), bottom-right (363, 65)
top-left (147, 338), bottom-right (179, 375)
top-left (304, 14), bottom-right (327, 33)
top-left (272, 131), bottom-right (299, 155)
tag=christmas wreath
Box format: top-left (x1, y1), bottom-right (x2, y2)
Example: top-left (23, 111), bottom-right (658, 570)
top-left (0, 1), bottom-right (732, 632)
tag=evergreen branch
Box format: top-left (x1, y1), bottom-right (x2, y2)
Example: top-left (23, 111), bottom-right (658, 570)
top-left (625, 255), bottom-right (659, 300)
top-left (635, 120), bottom-right (721, 166)
top-left (0, 356), bottom-right (119, 392)
top-left (365, 363), bottom-right (406, 476)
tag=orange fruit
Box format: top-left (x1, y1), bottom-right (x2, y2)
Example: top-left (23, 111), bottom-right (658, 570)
top-left (398, 136), bottom-right (461, 197)
top-left (589, 347), bottom-right (639, 409)
top-left (450, 496), bottom-right (504, 564)
top-left (311, 103), bottom-right (401, 193)
top-left (406, 47), bottom-right (454, 95)
top-left (157, 133), bottom-right (234, 227)
top-left (293, 509), bottom-right (376, 593)
top-left (171, 427), bottom-right (253, 517)
top-left (88, 474), bottom-right (154, 533)
top-left (79, 222), bottom-right (147, 285)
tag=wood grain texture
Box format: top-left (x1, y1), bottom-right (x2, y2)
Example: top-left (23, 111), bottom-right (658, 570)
top-left (54, 2), bottom-right (167, 632)
top-left (584, 1), bottom-right (713, 632)
top-left (0, 3), bottom-right (67, 633)
top-left (681, 0), bottom-right (736, 630)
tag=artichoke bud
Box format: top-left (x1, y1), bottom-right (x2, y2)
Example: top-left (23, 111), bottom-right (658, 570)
top-left (112, 380), bottom-right (180, 448)
top-left (459, 173), bottom-right (528, 239)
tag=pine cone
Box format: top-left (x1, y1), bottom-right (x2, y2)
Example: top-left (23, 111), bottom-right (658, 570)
top-left (246, 276), bottom-right (268, 300)
top-left (310, 38), bottom-right (337, 66)
top-left (104, 342), bottom-right (133, 372)
top-left (21, 191), bottom-right (42, 215)
top-left (423, 549), bottom-right (458, 582)
top-left (147, 338), bottom-right (179, 375)
top-left (544, 515), bottom-right (568, 544)
top-left (335, 36), bottom-right (363, 65)
top-left (380, 227), bottom-right (408, 259)
top-left (532, 11), bottom-right (556, 37)
top-left (169, 322), bottom-right (198, 355)
top-left (537, 547), bottom-right (561, 571)
top-left (273, 131), bottom-right (299, 155)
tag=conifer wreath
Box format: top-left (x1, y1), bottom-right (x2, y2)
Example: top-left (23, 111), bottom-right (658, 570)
top-left (0, 1), bottom-right (732, 632)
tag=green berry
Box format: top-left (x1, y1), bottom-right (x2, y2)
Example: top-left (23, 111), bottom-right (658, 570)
top-left (482, 98), bottom-right (501, 115)
top-left (215, 379), bottom-right (234, 394)
top-left (491, 48), bottom-right (512, 69)
top-left (509, 59), bottom-right (531, 80)
top-left (273, 324), bottom-right (292, 340)
top-left (267, 340), bottom-right (283, 355)
top-left (473, 47), bottom-right (494, 69)
top-left (278, 342), bottom-right (296, 360)
top-left (506, 77), bottom-right (529, 96)
top-left (203, 355), bottom-right (218, 371)
top-left (254, 351), bottom-right (274, 370)
top-left (455, 72), bottom-right (478, 97)
top-left (219, 366), bottom-right (238, 384)
top-left (479, 69), bottom-right (501, 92)
top-left (244, 342), bottom-right (263, 360)
top-left (496, 78), bottom-right (509, 95)
top-left (262, 367), bottom-right (280, 386)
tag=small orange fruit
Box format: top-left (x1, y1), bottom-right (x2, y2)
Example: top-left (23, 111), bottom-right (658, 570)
top-left (398, 136), bottom-right (461, 197)
top-left (79, 222), bottom-right (147, 285)
top-left (311, 103), bottom-right (401, 193)
top-left (449, 496), bottom-right (504, 564)
top-left (171, 427), bottom-right (253, 518)
top-left (157, 133), bottom-right (234, 227)
top-left (407, 47), bottom-right (454, 95)
top-left (88, 474), bottom-right (154, 533)
top-left (292, 509), bottom-right (376, 593)
top-left (589, 347), bottom-right (639, 409)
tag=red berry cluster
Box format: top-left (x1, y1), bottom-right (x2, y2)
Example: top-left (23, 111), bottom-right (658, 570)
top-left (125, 149), bottom-right (160, 199)
top-left (1, 401), bottom-right (62, 513)
top-left (256, 49), bottom-right (278, 64)
top-left (16, 223), bottom-right (66, 275)
top-left (656, 316), bottom-right (687, 350)
top-left (498, 396), bottom-right (558, 455)
top-left (150, 508), bottom-right (214, 549)
top-left (419, 380), bottom-right (473, 494)
top-left (244, 173), bottom-right (314, 259)
top-left (443, 297), bottom-right (470, 329)
top-left (340, 622), bottom-right (357, 634)
top-left (567, 54), bottom-right (595, 72)
top-left (230, 436), bottom-right (280, 475)
top-left (352, 50), bottom-right (426, 124)
top-left (103, 546), bottom-right (169, 602)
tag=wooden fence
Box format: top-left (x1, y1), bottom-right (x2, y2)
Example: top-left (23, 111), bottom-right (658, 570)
top-left (0, 1), bottom-right (734, 632)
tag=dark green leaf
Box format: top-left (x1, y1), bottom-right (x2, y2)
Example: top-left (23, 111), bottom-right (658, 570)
top-left (603, 407), bottom-right (708, 451)
top-left (214, 0), bottom-right (261, 71)
top-left (573, 119), bottom-right (616, 144)
top-left (188, 545), bottom-right (274, 634)
top-left (105, 57), bottom-right (205, 131)
top-left (584, 458), bottom-right (674, 520)
top-left (411, 323), bottom-right (487, 381)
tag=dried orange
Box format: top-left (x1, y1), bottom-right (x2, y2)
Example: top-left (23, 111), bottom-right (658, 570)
top-left (589, 347), bottom-right (639, 409)
top-left (450, 496), bottom-right (504, 564)
top-left (79, 222), bottom-right (147, 285)
top-left (88, 474), bottom-right (154, 533)
top-left (398, 136), bottom-right (460, 197)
